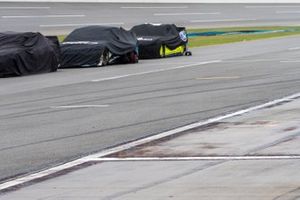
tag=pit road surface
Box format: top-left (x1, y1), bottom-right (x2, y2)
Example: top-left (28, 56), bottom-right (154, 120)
top-left (1, 2), bottom-right (300, 185)
top-left (1, 35), bottom-right (300, 183)
top-left (1, 3), bottom-right (300, 34)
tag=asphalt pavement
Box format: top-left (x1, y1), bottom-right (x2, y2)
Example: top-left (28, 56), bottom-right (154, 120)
top-left (1, 3), bottom-right (300, 34)
top-left (1, 2), bottom-right (300, 196)
top-left (1, 35), bottom-right (300, 184)
top-left (1, 89), bottom-right (299, 200)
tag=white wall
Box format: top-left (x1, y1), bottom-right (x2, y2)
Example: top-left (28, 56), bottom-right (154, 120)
top-left (1, 0), bottom-right (300, 3)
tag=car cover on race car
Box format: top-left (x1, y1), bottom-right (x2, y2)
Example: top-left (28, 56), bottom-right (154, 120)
top-left (0, 32), bottom-right (60, 77)
top-left (61, 26), bottom-right (138, 68)
top-left (131, 24), bottom-right (189, 59)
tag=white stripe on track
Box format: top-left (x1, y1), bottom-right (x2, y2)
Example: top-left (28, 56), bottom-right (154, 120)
top-left (246, 5), bottom-right (300, 8)
top-left (276, 11), bottom-right (300, 14)
top-left (1, 92), bottom-right (300, 191)
top-left (154, 12), bottom-right (220, 16)
top-left (51, 105), bottom-right (109, 109)
top-left (191, 18), bottom-right (257, 23)
top-left (289, 47), bottom-right (300, 51)
top-left (0, 7), bottom-right (50, 9)
top-left (90, 156), bottom-right (300, 162)
top-left (2, 15), bottom-right (85, 19)
top-left (280, 60), bottom-right (300, 63)
top-left (40, 22), bottom-right (124, 27)
top-left (121, 6), bottom-right (188, 9)
top-left (91, 60), bottom-right (222, 82)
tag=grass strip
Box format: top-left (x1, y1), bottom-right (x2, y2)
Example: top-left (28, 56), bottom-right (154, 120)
top-left (57, 26), bottom-right (300, 48)
top-left (187, 26), bottom-right (300, 47)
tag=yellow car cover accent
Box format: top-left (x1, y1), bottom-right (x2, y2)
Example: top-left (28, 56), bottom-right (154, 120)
top-left (160, 45), bottom-right (185, 57)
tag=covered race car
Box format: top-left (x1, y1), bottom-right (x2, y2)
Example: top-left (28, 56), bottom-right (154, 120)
top-left (61, 26), bottom-right (138, 68)
top-left (0, 32), bottom-right (60, 77)
top-left (131, 24), bottom-right (192, 59)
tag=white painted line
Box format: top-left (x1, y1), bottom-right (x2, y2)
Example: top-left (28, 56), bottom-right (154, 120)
top-left (50, 105), bottom-right (109, 109)
top-left (91, 60), bottom-right (222, 82)
top-left (121, 6), bottom-right (188, 9)
top-left (0, 158), bottom-right (92, 191)
top-left (196, 76), bottom-right (240, 80)
top-left (289, 47), bottom-right (300, 51)
top-left (223, 59), bottom-right (275, 63)
top-left (0, 7), bottom-right (50, 9)
top-left (190, 18), bottom-right (257, 23)
top-left (1, 92), bottom-right (300, 192)
top-left (40, 22), bottom-right (124, 27)
top-left (90, 155), bottom-right (300, 162)
top-left (280, 60), bottom-right (300, 63)
top-left (154, 12), bottom-right (220, 16)
top-left (276, 11), bottom-right (300, 14)
top-left (245, 5), bottom-right (300, 8)
top-left (87, 93), bottom-right (300, 159)
top-left (2, 15), bottom-right (85, 19)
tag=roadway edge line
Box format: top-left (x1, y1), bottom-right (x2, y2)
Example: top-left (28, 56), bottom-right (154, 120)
top-left (89, 156), bottom-right (300, 162)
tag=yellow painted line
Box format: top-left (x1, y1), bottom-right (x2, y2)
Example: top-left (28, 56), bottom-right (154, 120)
top-left (196, 76), bottom-right (240, 80)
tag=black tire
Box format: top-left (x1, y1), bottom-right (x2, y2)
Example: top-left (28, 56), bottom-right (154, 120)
top-left (98, 49), bottom-right (109, 66)
top-left (130, 52), bottom-right (139, 63)
top-left (185, 51), bottom-right (192, 56)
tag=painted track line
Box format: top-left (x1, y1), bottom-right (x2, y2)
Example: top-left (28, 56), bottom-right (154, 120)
top-left (223, 59), bottom-right (275, 63)
top-left (50, 105), bottom-right (109, 109)
top-left (196, 76), bottom-right (240, 80)
top-left (91, 60), bottom-right (222, 82)
top-left (0, 7), bottom-right (50, 9)
top-left (245, 5), bottom-right (300, 8)
top-left (276, 11), bottom-right (300, 14)
top-left (1, 92), bottom-right (300, 191)
top-left (121, 6), bottom-right (188, 9)
top-left (91, 156), bottom-right (300, 162)
top-left (191, 18), bottom-right (257, 23)
top-left (40, 22), bottom-right (124, 27)
top-left (280, 60), bottom-right (300, 63)
top-left (2, 15), bottom-right (85, 19)
top-left (289, 47), bottom-right (300, 51)
top-left (154, 12), bottom-right (220, 16)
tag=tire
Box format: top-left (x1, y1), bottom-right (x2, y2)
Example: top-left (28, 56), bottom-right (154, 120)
top-left (98, 49), bottom-right (109, 66)
top-left (185, 51), bottom-right (192, 56)
top-left (129, 52), bottom-right (139, 63)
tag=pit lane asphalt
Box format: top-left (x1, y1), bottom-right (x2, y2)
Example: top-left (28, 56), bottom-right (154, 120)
top-left (1, 3), bottom-right (300, 34)
top-left (1, 35), bottom-right (300, 182)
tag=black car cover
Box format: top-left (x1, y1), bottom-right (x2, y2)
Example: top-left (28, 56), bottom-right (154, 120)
top-left (61, 26), bottom-right (138, 68)
top-left (131, 24), bottom-right (188, 59)
top-left (0, 32), bottom-right (59, 77)
top-left (45, 36), bottom-right (61, 63)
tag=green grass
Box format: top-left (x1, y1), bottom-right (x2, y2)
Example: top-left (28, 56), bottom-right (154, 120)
top-left (187, 26), bottom-right (300, 48)
top-left (57, 26), bottom-right (300, 48)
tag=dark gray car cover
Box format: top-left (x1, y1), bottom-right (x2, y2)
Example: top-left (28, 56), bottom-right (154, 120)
top-left (0, 32), bottom-right (59, 77)
top-left (61, 26), bottom-right (138, 68)
top-left (131, 24), bottom-right (188, 59)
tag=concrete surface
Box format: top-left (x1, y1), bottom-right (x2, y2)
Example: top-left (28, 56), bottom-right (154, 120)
top-left (113, 95), bottom-right (300, 157)
top-left (0, 94), bottom-right (299, 200)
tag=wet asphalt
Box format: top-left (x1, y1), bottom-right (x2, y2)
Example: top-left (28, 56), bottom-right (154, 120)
top-left (1, 2), bottom-right (300, 185)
